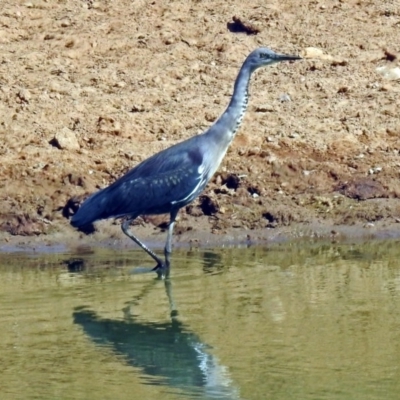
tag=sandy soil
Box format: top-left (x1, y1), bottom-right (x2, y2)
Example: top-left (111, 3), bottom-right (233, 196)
top-left (0, 0), bottom-right (400, 252)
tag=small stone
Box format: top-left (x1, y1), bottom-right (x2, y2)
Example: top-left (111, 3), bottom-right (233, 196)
top-left (60, 19), bottom-right (71, 28)
top-left (255, 104), bottom-right (274, 112)
top-left (279, 93), bottom-right (291, 102)
top-left (17, 89), bottom-right (31, 103)
top-left (51, 127), bottom-right (80, 151)
top-left (266, 154), bottom-right (277, 164)
top-left (302, 47), bottom-right (326, 59)
top-left (368, 82), bottom-right (380, 89)
top-left (49, 81), bottom-right (69, 95)
top-left (302, 47), bottom-right (346, 65)
top-left (247, 147), bottom-right (260, 156)
top-left (368, 166), bottom-right (383, 175)
top-left (376, 66), bottom-right (400, 81)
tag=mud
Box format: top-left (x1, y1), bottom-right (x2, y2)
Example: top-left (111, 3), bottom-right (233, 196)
top-left (1, 0), bottom-right (400, 252)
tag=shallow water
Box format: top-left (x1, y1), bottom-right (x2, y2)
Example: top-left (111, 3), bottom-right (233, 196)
top-left (1, 240), bottom-right (400, 400)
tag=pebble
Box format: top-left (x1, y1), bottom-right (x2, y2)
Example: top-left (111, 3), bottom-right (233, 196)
top-left (17, 89), bottom-right (31, 103)
top-left (60, 19), bottom-right (71, 28)
top-left (368, 166), bottom-right (382, 175)
top-left (49, 81), bottom-right (69, 95)
top-left (52, 127), bottom-right (80, 151)
top-left (265, 154), bottom-right (277, 164)
top-left (255, 104), bottom-right (274, 112)
top-left (376, 66), bottom-right (400, 81)
top-left (279, 93), bottom-right (291, 102)
top-left (302, 47), bottom-right (327, 59)
top-left (115, 81), bottom-right (126, 88)
top-left (302, 47), bottom-right (346, 65)
top-left (247, 147), bottom-right (260, 156)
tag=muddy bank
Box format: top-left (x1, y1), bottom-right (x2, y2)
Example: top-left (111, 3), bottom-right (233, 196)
top-left (1, 217), bottom-right (400, 255)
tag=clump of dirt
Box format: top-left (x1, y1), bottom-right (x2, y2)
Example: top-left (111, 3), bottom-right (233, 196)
top-left (227, 16), bottom-right (261, 35)
top-left (336, 178), bottom-right (388, 200)
top-left (1, 0), bottom-right (400, 250)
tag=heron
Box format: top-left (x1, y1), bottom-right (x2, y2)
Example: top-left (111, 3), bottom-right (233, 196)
top-left (71, 47), bottom-right (301, 277)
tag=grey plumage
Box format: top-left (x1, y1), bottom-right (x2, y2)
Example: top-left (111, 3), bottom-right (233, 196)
top-left (71, 47), bottom-right (301, 277)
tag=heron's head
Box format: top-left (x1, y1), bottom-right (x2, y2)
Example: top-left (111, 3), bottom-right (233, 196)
top-left (246, 47), bottom-right (301, 72)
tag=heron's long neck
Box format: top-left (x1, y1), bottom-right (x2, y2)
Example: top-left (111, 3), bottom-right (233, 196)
top-left (206, 63), bottom-right (253, 147)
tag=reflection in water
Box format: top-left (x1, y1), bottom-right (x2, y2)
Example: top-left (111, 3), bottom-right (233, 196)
top-left (62, 258), bottom-right (86, 273)
top-left (202, 251), bottom-right (224, 275)
top-left (73, 281), bottom-right (240, 400)
top-left (2, 240), bottom-right (400, 399)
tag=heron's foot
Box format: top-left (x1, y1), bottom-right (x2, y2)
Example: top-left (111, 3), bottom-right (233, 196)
top-left (152, 262), bottom-right (170, 279)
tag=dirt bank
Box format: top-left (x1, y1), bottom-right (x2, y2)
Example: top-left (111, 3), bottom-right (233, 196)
top-left (0, 0), bottom-right (399, 252)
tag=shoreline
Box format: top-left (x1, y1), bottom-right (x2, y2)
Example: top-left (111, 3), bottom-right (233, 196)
top-left (1, 219), bottom-right (399, 255)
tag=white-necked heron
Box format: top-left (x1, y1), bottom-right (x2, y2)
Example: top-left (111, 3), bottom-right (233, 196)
top-left (71, 47), bottom-right (301, 277)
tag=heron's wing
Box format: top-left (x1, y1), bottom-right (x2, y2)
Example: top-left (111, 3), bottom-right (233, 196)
top-left (117, 135), bottom-right (204, 181)
top-left (106, 145), bottom-right (206, 216)
top-left (71, 137), bottom-right (208, 226)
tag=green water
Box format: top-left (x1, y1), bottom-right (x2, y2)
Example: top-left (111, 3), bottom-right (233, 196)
top-left (1, 240), bottom-right (400, 399)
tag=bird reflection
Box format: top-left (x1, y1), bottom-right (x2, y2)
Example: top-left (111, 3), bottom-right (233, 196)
top-left (202, 251), bottom-right (224, 275)
top-left (62, 258), bottom-right (86, 273)
top-left (73, 280), bottom-right (240, 399)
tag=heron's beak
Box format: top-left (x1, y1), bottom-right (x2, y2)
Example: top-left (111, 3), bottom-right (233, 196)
top-left (276, 53), bottom-right (302, 62)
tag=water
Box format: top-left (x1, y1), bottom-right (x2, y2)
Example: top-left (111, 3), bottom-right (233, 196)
top-left (1, 240), bottom-right (400, 400)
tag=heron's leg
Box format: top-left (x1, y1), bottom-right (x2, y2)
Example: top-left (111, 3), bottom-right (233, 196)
top-left (121, 218), bottom-right (164, 267)
top-left (164, 209), bottom-right (179, 270)
top-left (164, 279), bottom-right (178, 319)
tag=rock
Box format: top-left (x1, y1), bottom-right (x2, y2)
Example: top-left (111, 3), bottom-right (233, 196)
top-left (376, 65), bottom-right (400, 81)
top-left (303, 47), bottom-right (325, 59)
top-left (17, 88), bottom-right (31, 103)
top-left (51, 127), bottom-right (80, 150)
top-left (255, 104), bottom-right (274, 112)
top-left (60, 18), bottom-right (71, 28)
top-left (302, 47), bottom-right (346, 65)
top-left (279, 93), bottom-right (291, 102)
